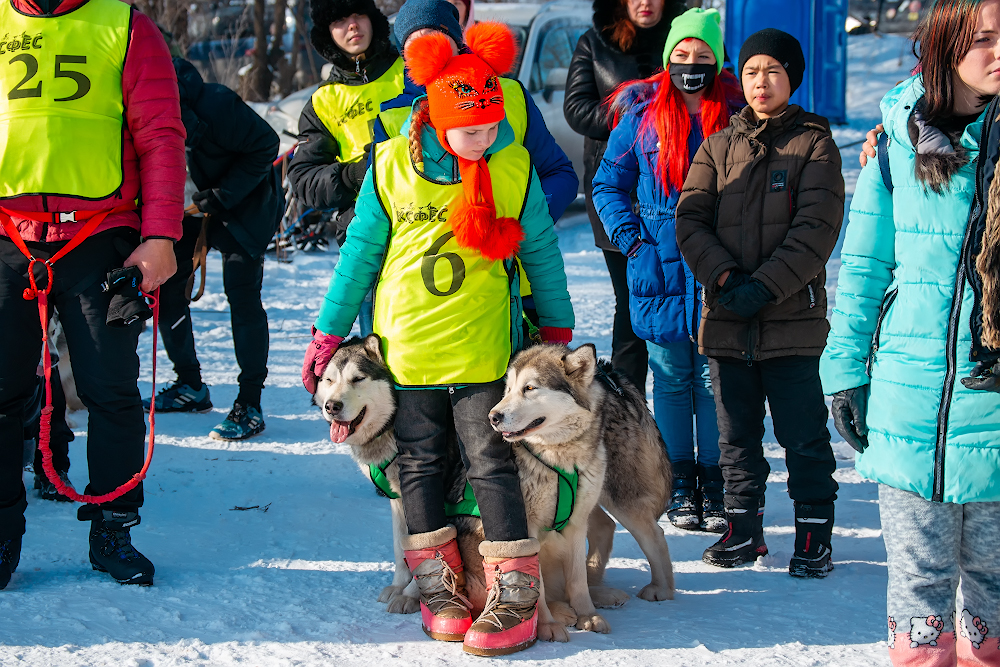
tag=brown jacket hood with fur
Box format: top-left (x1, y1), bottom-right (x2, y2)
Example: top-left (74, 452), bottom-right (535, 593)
top-left (676, 105), bottom-right (846, 361)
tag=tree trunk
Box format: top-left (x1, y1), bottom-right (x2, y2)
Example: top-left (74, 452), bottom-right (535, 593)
top-left (247, 0), bottom-right (273, 102)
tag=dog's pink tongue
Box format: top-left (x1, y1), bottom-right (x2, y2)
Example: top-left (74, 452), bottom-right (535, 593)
top-left (330, 421), bottom-right (351, 443)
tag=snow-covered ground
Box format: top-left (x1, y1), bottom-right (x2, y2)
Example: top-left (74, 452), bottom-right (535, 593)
top-left (3, 33), bottom-right (916, 667)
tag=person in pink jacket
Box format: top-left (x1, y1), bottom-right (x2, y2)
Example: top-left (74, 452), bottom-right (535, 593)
top-left (0, 0), bottom-right (185, 589)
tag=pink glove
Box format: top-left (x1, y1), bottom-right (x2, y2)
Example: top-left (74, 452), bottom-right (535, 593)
top-left (302, 327), bottom-right (344, 394)
top-left (539, 327), bottom-right (573, 345)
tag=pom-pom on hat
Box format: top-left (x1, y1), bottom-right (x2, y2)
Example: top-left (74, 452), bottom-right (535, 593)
top-left (404, 22), bottom-right (523, 261)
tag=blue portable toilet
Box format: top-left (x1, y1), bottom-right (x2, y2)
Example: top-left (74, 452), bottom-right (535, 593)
top-left (725, 0), bottom-right (848, 124)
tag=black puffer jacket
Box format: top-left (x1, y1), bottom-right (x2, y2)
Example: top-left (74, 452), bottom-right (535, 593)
top-left (174, 58), bottom-right (282, 258)
top-left (287, 0), bottom-right (399, 214)
top-left (969, 95), bottom-right (1000, 365)
top-left (564, 0), bottom-right (684, 250)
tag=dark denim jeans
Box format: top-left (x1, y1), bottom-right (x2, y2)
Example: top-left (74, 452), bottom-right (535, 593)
top-left (394, 381), bottom-right (528, 542)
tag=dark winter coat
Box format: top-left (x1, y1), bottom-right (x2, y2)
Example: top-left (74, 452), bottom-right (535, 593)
top-left (970, 95), bottom-right (1000, 364)
top-left (287, 0), bottom-right (399, 214)
top-left (592, 78), bottom-right (742, 344)
top-left (374, 70), bottom-right (579, 222)
top-left (174, 58), bottom-right (282, 258)
top-left (563, 0), bottom-right (684, 250)
top-left (675, 105), bottom-right (845, 361)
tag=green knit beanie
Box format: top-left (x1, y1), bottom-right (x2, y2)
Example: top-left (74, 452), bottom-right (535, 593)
top-left (663, 8), bottom-right (725, 74)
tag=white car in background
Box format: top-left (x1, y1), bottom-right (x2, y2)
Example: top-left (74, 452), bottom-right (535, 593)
top-left (254, 1), bottom-right (591, 189)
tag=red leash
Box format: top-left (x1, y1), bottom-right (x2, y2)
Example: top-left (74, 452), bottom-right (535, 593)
top-left (1, 207), bottom-right (157, 504)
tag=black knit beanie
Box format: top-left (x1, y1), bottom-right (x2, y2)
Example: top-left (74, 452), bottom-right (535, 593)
top-left (737, 28), bottom-right (805, 94)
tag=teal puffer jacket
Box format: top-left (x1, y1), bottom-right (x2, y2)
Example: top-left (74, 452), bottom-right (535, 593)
top-left (820, 76), bottom-right (1000, 504)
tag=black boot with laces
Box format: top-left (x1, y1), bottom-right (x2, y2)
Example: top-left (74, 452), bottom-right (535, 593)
top-left (0, 535), bottom-right (22, 590)
top-left (89, 511), bottom-right (154, 585)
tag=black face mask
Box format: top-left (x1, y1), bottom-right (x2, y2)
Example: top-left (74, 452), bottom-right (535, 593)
top-left (669, 63), bottom-right (717, 94)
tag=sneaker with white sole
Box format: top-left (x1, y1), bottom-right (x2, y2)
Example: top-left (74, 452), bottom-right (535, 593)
top-left (143, 382), bottom-right (212, 413)
top-left (210, 402), bottom-right (265, 441)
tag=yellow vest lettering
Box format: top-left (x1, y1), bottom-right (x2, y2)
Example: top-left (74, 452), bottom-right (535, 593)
top-left (371, 135), bottom-right (531, 387)
top-left (0, 0), bottom-right (130, 199)
top-left (312, 58), bottom-right (405, 164)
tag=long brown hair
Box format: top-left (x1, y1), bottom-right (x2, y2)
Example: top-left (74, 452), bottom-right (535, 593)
top-left (912, 0), bottom-right (986, 121)
top-left (605, 0), bottom-right (638, 52)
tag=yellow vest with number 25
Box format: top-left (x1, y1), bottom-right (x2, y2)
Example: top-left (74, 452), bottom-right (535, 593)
top-left (372, 135), bottom-right (531, 387)
top-left (0, 0), bottom-right (130, 200)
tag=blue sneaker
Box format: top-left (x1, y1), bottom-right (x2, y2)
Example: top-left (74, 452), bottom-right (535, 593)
top-left (210, 402), bottom-right (265, 441)
top-left (143, 382), bottom-right (212, 413)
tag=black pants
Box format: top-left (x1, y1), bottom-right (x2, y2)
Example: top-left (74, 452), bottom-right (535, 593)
top-left (29, 359), bottom-right (74, 473)
top-left (0, 229), bottom-right (145, 540)
top-left (394, 381), bottom-right (528, 542)
top-left (710, 355), bottom-right (838, 506)
top-left (603, 249), bottom-right (647, 395)
top-left (158, 216), bottom-right (268, 407)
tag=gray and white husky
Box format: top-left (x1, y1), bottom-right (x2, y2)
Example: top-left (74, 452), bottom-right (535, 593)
top-left (314, 336), bottom-right (674, 641)
top-left (490, 343), bottom-right (675, 641)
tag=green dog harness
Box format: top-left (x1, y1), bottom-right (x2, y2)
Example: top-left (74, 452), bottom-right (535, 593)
top-left (367, 456), bottom-right (481, 517)
top-left (523, 445), bottom-right (578, 532)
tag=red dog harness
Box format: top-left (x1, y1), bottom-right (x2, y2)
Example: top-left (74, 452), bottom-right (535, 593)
top-left (0, 205), bottom-right (158, 504)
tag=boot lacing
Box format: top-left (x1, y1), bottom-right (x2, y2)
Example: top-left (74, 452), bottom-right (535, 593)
top-left (476, 563), bottom-right (534, 630)
top-left (97, 525), bottom-right (141, 562)
top-left (418, 550), bottom-right (471, 612)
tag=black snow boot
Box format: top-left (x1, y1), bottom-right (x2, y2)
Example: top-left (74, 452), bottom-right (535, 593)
top-left (89, 511), bottom-right (154, 585)
top-left (703, 496), bottom-right (768, 568)
top-left (697, 464), bottom-right (726, 533)
top-left (789, 502), bottom-right (834, 578)
top-left (0, 535), bottom-right (22, 590)
top-left (666, 460), bottom-right (700, 530)
top-left (34, 470), bottom-right (74, 502)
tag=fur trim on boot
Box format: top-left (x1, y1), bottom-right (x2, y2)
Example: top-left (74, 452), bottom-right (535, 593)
top-left (403, 526), bottom-right (472, 641)
top-left (464, 541), bottom-right (541, 657)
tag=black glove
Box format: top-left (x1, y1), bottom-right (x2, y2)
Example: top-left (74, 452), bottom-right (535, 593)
top-left (718, 278), bottom-right (774, 318)
top-left (961, 360), bottom-right (1000, 392)
top-left (102, 266), bottom-right (153, 327)
top-left (342, 157), bottom-right (369, 191)
top-left (719, 270), bottom-right (752, 294)
top-left (192, 189), bottom-right (226, 216)
top-left (832, 386), bottom-right (870, 453)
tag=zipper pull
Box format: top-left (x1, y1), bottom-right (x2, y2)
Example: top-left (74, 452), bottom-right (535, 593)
top-left (808, 285), bottom-right (816, 309)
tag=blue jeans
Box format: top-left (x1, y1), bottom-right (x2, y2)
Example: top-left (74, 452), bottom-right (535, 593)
top-left (646, 340), bottom-right (720, 468)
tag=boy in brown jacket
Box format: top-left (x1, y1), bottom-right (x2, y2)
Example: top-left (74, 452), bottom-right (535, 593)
top-left (675, 29), bottom-right (845, 578)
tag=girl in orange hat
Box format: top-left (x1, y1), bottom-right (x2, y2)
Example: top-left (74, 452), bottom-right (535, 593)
top-left (302, 22), bottom-right (574, 656)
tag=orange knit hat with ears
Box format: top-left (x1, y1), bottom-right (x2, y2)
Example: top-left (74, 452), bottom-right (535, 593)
top-left (405, 22), bottom-right (523, 262)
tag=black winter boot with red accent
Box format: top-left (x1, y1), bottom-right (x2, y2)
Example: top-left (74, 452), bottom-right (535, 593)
top-left (702, 495), bottom-right (768, 568)
top-left (463, 538), bottom-right (541, 657)
top-left (789, 502), bottom-right (834, 578)
top-left (402, 525), bottom-right (473, 642)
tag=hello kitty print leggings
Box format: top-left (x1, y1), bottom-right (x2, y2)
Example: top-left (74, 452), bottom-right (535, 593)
top-left (880, 484), bottom-right (1000, 667)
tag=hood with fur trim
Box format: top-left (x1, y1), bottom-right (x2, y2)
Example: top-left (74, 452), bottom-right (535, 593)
top-left (310, 0), bottom-right (397, 83)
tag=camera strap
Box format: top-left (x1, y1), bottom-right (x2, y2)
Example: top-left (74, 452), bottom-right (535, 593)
top-left (0, 205), bottom-right (158, 505)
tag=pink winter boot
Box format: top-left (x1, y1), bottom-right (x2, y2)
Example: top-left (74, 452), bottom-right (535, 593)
top-left (402, 526), bottom-right (472, 641)
top-left (463, 538), bottom-right (540, 657)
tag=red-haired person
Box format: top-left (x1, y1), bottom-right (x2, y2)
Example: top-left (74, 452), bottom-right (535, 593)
top-left (592, 8), bottom-right (742, 533)
top-left (301, 23), bottom-right (574, 656)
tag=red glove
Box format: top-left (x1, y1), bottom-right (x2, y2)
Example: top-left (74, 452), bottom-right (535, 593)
top-left (539, 327), bottom-right (573, 345)
top-left (302, 327), bottom-right (344, 394)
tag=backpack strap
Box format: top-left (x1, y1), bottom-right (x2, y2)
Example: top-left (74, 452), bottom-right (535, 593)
top-left (877, 131), bottom-right (893, 194)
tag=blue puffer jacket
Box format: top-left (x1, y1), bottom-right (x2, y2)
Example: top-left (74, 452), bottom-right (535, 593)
top-left (820, 76), bottom-right (1000, 504)
top-left (374, 72), bottom-right (579, 221)
top-left (591, 82), bottom-right (708, 344)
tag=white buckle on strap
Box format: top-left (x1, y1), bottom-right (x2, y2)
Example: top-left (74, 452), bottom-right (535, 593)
top-left (57, 211), bottom-right (78, 223)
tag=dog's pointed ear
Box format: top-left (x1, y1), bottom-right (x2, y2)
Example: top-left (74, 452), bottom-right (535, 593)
top-left (562, 344), bottom-right (597, 385)
top-left (363, 334), bottom-right (384, 364)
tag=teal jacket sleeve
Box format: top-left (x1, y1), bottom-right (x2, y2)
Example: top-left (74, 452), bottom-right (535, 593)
top-left (518, 169), bottom-right (575, 329)
top-left (819, 155), bottom-right (896, 395)
top-left (313, 167), bottom-right (390, 337)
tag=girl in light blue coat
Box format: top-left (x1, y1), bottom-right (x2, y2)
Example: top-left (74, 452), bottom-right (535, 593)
top-left (821, 2), bottom-right (1000, 664)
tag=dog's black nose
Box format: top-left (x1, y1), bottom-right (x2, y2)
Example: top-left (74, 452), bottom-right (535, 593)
top-left (325, 400), bottom-right (343, 415)
top-left (489, 411), bottom-right (503, 426)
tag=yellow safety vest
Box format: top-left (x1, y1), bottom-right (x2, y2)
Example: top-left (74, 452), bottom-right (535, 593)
top-left (312, 57), bottom-right (405, 164)
top-left (0, 0), bottom-right (130, 200)
top-left (371, 135), bottom-right (531, 387)
top-left (378, 77), bottom-right (528, 144)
